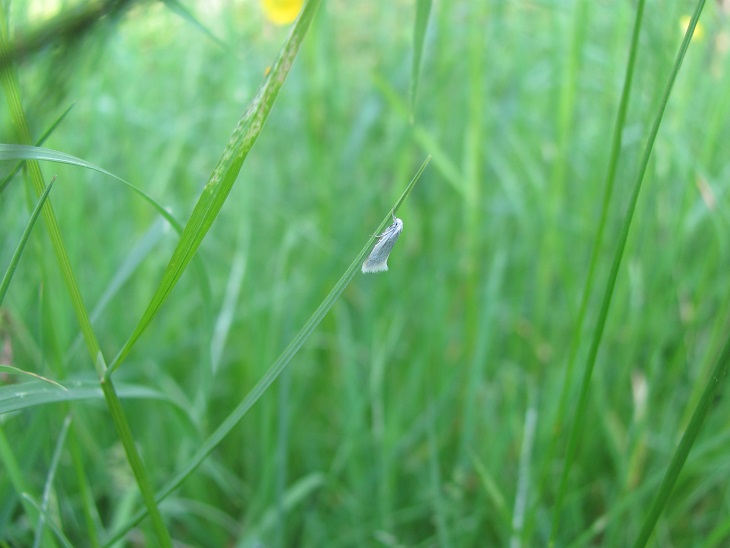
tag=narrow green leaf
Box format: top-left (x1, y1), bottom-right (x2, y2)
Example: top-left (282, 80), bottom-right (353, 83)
top-left (427, 398), bottom-right (452, 546)
top-left (100, 376), bottom-right (172, 547)
top-left (0, 145), bottom-right (214, 354)
top-left (372, 73), bottom-right (463, 197)
top-left (634, 332), bottom-right (730, 546)
top-left (0, 144), bottom-right (184, 233)
top-left (0, 177), bottom-right (55, 305)
top-left (537, 0), bottom-right (646, 523)
top-left (469, 450), bottom-right (510, 527)
top-left (22, 493), bottom-right (75, 548)
top-left (0, 378), bottom-right (180, 415)
top-left (409, 0), bottom-right (432, 121)
top-left (0, 363), bottom-right (67, 390)
top-left (34, 414), bottom-right (71, 548)
top-left (161, 0), bottom-right (231, 53)
top-left (102, 156), bottom-right (431, 546)
top-left (242, 473), bottom-right (326, 541)
top-left (68, 425), bottom-right (103, 546)
top-left (0, 423), bottom-right (40, 535)
top-left (110, 0), bottom-right (323, 373)
top-left (64, 219), bottom-right (167, 361)
top-left (0, 102), bottom-right (75, 194)
top-left (32, 104), bottom-right (76, 147)
top-left (1, 4), bottom-right (104, 372)
top-left (549, 0), bottom-right (707, 542)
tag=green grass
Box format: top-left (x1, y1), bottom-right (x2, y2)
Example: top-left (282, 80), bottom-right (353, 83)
top-left (1, 0), bottom-right (730, 545)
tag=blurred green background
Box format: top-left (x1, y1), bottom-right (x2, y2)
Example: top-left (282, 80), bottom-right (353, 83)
top-left (2, 0), bottom-right (730, 545)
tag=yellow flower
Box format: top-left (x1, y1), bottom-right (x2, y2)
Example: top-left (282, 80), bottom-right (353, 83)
top-left (679, 15), bottom-right (705, 41)
top-left (261, 0), bottom-right (303, 25)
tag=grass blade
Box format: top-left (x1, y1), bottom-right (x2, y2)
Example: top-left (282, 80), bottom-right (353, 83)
top-left (241, 473), bottom-right (326, 542)
top-left (22, 493), bottom-right (75, 548)
top-left (161, 0), bottom-right (231, 53)
top-left (0, 177), bottom-right (55, 305)
top-left (0, 424), bottom-right (42, 536)
top-left (33, 414), bottom-right (71, 548)
top-left (0, 378), bottom-right (181, 415)
top-left (373, 74), bottom-right (463, 197)
top-left (100, 377), bottom-right (172, 546)
top-left (1, 1), bottom-right (105, 379)
top-left (0, 103), bottom-right (74, 193)
top-left (2, 12), bottom-right (171, 534)
top-left (110, 0), bottom-right (323, 373)
top-left (101, 156), bottom-right (431, 546)
top-left (633, 331), bottom-right (730, 546)
top-left (535, 0), bottom-right (645, 525)
top-left (409, 0), bottom-right (431, 121)
top-left (549, 1), bottom-right (707, 542)
top-left (0, 364), bottom-right (67, 390)
top-left (0, 145), bottom-right (213, 364)
top-left (0, 144), bottom-right (185, 233)
top-left (63, 219), bottom-right (168, 362)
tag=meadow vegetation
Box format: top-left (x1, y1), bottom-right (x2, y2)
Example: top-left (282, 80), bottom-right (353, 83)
top-left (1, 0), bottom-right (729, 545)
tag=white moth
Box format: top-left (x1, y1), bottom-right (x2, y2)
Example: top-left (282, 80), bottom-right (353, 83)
top-left (362, 214), bottom-right (404, 273)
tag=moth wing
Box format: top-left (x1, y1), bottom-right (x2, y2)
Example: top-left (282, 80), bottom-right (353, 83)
top-left (361, 218), bottom-right (403, 274)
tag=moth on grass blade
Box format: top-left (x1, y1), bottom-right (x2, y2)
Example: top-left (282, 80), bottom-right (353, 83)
top-left (362, 213), bottom-right (404, 273)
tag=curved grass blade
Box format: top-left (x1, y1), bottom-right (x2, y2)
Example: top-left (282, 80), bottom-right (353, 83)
top-left (549, 0), bottom-right (707, 542)
top-left (0, 144), bottom-right (184, 233)
top-left (0, 144), bottom-right (214, 364)
top-left (1, 16), bottom-right (103, 373)
top-left (0, 177), bottom-right (55, 306)
top-left (0, 378), bottom-right (181, 415)
top-left (1, 11), bottom-right (170, 543)
top-left (0, 102), bottom-right (74, 194)
top-left (0, 364), bottom-right (67, 390)
top-left (101, 156), bottom-right (431, 546)
top-left (110, 0), bottom-right (323, 374)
